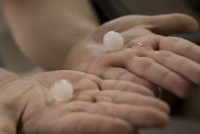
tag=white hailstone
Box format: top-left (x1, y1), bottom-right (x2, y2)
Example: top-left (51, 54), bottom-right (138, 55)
top-left (51, 79), bottom-right (73, 102)
top-left (103, 31), bottom-right (124, 51)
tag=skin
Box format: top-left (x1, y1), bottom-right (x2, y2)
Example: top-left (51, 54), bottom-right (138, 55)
top-left (64, 14), bottom-right (200, 98)
top-left (2, 0), bottom-right (199, 98)
top-left (0, 68), bottom-right (169, 134)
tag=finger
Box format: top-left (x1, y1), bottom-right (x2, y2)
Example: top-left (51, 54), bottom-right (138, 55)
top-left (82, 49), bottom-right (159, 94)
top-left (96, 13), bottom-right (197, 40)
top-left (85, 102), bottom-right (169, 128)
top-left (61, 101), bottom-right (168, 128)
top-left (66, 113), bottom-right (137, 134)
top-left (58, 113), bottom-right (137, 134)
top-left (96, 91), bottom-right (170, 113)
top-left (99, 79), bottom-right (155, 96)
top-left (159, 36), bottom-right (200, 64)
top-left (101, 67), bottom-right (158, 95)
top-left (148, 50), bottom-right (200, 85)
top-left (0, 105), bottom-right (16, 134)
top-left (142, 13), bottom-right (198, 35)
top-left (125, 56), bottom-right (194, 98)
top-left (78, 90), bottom-right (170, 113)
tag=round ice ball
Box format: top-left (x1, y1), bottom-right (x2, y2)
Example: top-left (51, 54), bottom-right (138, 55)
top-left (51, 79), bottom-right (73, 102)
top-left (103, 31), bottom-right (124, 51)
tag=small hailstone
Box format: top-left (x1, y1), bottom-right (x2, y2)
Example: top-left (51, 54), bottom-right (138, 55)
top-left (103, 31), bottom-right (124, 51)
top-left (51, 79), bottom-right (73, 102)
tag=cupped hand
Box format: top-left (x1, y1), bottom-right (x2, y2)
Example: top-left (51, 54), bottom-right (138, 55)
top-left (0, 69), bottom-right (169, 134)
top-left (64, 13), bottom-right (199, 98)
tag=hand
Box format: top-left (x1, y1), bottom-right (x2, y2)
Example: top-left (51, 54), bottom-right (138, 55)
top-left (0, 69), bottom-right (169, 134)
top-left (64, 13), bottom-right (199, 98)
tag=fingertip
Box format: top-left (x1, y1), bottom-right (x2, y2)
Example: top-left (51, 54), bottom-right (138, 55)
top-left (156, 114), bottom-right (170, 128)
top-left (149, 109), bottom-right (170, 128)
top-left (136, 107), bottom-right (170, 128)
top-left (162, 101), bottom-right (171, 114)
top-left (152, 98), bottom-right (171, 114)
top-left (177, 86), bottom-right (197, 99)
top-left (105, 118), bottom-right (138, 134)
top-left (171, 13), bottom-right (198, 33)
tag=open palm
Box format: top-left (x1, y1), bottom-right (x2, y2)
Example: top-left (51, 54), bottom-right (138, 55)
top-left (0, 70), bottom-right (169, 134)
top-left (64, 13), bottom-right (200, 98)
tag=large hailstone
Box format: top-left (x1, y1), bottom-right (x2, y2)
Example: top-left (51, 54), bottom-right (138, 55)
top-left (51, 79), bottom-right (74, 102)
top-left (103, 31), bottom-right (124, 51)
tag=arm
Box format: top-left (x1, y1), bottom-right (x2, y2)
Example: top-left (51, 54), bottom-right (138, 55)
top-left (2, 0), bottom-right (99, 70)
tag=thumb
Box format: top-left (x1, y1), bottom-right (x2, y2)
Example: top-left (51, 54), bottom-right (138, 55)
top-left (93, 13), bottom-right (198, 41)
top-left (0, 105), bottom-right (17, 134)
top-left (142, 13), bottom-right (198, 35)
